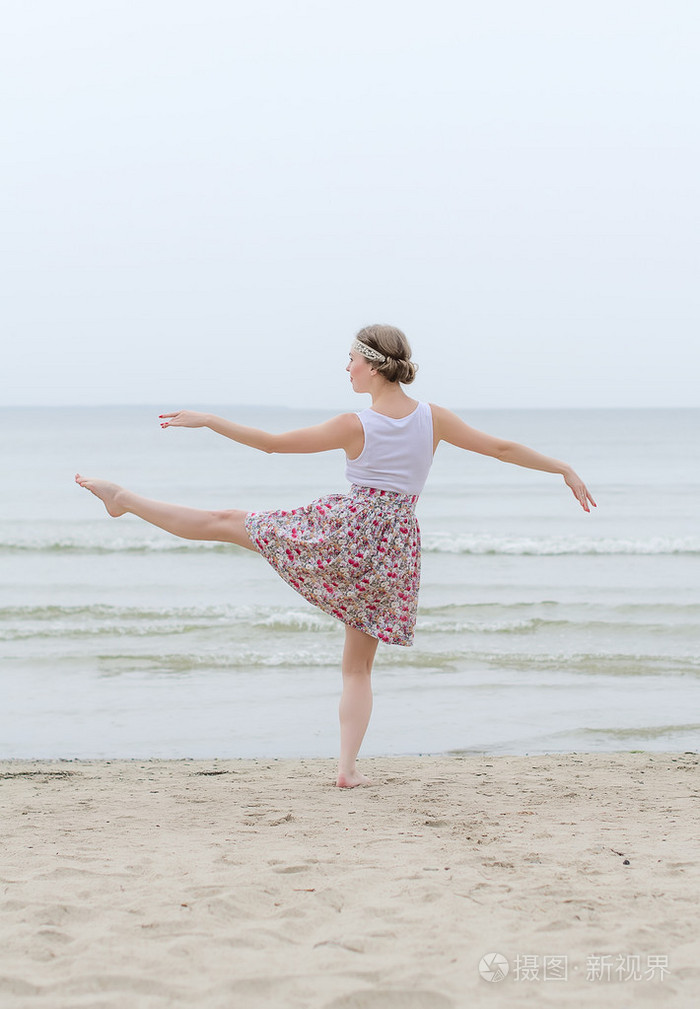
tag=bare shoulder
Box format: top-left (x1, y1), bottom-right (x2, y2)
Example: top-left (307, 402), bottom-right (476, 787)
top-left (332, 411), bottom-right (362, 427)
top-left (332, 412), bottom-right (364, 456)
top-left (428, 403), bottom-right (461, 437)
top-left (428, 403), bottom-right (450, 420)
top-left (325, 411), bottom-right (363, 437)
top-left (429, 403), bottom-right (505, 456)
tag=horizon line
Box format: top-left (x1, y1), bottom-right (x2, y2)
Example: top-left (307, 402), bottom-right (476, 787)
top-left (2, 403), bottom-right (699, 412)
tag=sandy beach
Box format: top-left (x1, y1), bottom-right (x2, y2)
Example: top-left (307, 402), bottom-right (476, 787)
top-left (1, 752), bottom-right (698, 1008)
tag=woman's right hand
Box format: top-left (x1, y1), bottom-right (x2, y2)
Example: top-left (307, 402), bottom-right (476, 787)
top-left (563, 468), bottom-right (597, 513)
top-left (159, 410), bottom-right (209, 429)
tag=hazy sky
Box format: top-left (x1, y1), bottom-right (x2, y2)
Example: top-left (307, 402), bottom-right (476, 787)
top-left (3, 1), bottom-right (698, 409)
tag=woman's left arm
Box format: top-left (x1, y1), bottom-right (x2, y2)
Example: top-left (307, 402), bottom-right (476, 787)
top-left (431, 404), bottom-right (597, 513)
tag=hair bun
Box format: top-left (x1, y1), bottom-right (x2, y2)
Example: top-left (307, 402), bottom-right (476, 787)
top-left (354, 324), bottom-right (417, 385)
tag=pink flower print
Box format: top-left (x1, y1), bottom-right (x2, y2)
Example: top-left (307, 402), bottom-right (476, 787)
top-left (243, 486), bottom-right (420, 647)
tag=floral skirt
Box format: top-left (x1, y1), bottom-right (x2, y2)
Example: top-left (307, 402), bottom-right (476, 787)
top-left (244, 484), bottom-right (421, 646)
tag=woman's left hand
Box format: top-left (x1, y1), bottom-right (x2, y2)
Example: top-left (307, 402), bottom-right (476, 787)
top-left (564, 470), bottom-right (597, 512)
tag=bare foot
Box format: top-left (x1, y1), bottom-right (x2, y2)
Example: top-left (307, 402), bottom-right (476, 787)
top-left (75, 474), bottom-right (128, 517)
top-left (336, 770), bottom-right (372, 788)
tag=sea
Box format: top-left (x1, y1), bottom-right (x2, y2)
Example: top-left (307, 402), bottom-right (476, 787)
top-left (1, 406), bottom-right (699, 760)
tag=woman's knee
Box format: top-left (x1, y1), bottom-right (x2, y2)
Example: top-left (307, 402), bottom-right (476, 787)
top-left (343, 660), bottom-right (373, 679)
top-left (342, 627), bottom-right (378, 675)
top-left (213, 509), bottom-right (256, 550)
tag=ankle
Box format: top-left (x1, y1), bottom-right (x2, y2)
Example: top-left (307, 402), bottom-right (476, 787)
top-left (113, 488), bottom-right (129, 512)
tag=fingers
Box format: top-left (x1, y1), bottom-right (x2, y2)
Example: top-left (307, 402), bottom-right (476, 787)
top-left (567, 478), bottom-right (594, 512)
top-left (157, 410), bottom-right (206, 430)
top-left (579, 485), bottom-right (596, 511)
top-left (575, 486), bottom-right (596, 512)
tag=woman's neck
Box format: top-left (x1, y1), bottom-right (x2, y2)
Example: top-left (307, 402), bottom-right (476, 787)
top-left (369, 383), bottom-right (415, 415)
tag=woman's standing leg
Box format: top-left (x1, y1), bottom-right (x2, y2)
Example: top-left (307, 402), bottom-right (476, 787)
top-left (75, 475), bottom-right (256, 550)
top-left (337, 625), bottom-right (379, 788)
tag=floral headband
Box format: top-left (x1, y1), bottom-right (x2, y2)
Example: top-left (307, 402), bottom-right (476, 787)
top-left (350, 339), bottom-right (386, 363)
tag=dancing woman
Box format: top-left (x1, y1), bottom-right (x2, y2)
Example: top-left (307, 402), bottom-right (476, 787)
top-left (76, 324), bottom-right (595, 787)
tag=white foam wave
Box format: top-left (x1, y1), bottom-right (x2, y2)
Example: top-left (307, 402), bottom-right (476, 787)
top-left (3, 530), bottom-right (700, 556)
top-left (422, 533), bottom-right (700, 556)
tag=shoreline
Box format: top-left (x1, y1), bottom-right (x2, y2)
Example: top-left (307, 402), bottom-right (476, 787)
top-left (2, 752), bottom-right (698, 1007)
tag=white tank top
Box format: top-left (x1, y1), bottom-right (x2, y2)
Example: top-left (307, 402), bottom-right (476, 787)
top-left (344, 401), bottom-right (434, 495)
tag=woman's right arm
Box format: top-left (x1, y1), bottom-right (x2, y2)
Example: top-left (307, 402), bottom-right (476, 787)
top-left (159, 410), bottom-right (363, 457)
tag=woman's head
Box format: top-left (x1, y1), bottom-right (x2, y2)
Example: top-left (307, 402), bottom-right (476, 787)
top-left (351, 325), bottom-right (418, 385)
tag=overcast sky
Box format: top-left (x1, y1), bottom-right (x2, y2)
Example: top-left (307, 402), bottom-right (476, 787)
top-left (3, 0), bottom-right (698, 410)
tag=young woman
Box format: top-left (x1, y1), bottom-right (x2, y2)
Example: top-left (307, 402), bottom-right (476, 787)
top-left (76, 324), bottom-right (595, 788)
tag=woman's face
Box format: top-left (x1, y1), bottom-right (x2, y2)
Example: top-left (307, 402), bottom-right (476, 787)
top-left (346, 351), bottom-right (375, 393)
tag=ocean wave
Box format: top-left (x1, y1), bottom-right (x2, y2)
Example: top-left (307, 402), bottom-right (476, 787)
top-left (0, 604), bottom-right (336, 641)
top-left (574, 723), bottom-right (700, 741)
top-left (462, 651), bottom-right (700, 678)
top-left (422, 533), bottom-right (700, 556)
top-left (420, 616), bottom-right (700, 636)
top-left (0, 536), bottom-right (238, 555)
top-left (65, 650), bottom-right (700, 678)
top-left (3, 615), bottom-right (698, 677)
top-left (89, 649), bottom-right (342, 673)
top-left (2, 601), bottom-right (698, 643)
top-left (2, 532), bottom-right (700, 556)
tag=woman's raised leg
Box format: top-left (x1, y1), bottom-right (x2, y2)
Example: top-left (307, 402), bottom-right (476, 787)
top-left (336, 625), bottom-right (379, 788)
top-left (74, 475), bottom-right (256, 550)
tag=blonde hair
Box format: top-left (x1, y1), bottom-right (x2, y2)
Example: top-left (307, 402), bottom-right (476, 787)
top-left (354, 324), bottom-right (418, 385)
